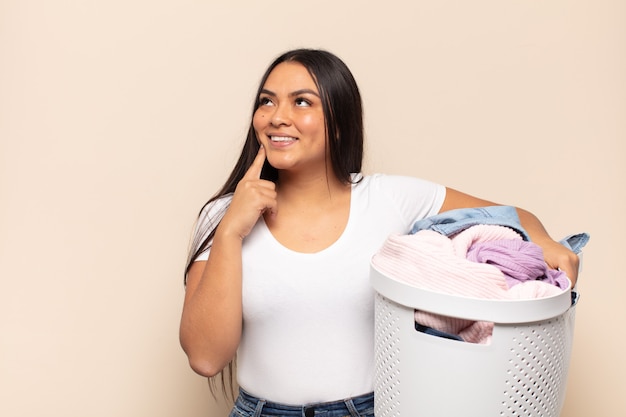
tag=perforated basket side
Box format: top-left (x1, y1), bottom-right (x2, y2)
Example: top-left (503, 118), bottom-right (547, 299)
top-left (372, 264), bottom-right (577, 417)
top-left (374, 294), bottom-right (401, 417)
top-left (373, 291), bottom-right (576, 417)
top-left (499, 308), bottom-right (576, 417)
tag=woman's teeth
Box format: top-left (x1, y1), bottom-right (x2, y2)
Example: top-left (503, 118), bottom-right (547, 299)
top-left (271, 136), bottom-right (296, 142)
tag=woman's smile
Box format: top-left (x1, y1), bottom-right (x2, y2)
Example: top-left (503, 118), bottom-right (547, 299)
top-left (269, 135), bottom-right (297, 144)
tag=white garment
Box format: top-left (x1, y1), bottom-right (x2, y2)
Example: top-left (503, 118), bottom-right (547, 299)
top-left (192, 174), bottom-right (445, 404)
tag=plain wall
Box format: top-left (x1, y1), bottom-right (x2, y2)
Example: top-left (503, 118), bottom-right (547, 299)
top-left (1, 1), bottom-right (623, 416)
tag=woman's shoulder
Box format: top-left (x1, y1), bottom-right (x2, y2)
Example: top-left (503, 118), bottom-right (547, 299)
top-left (354, 173), bottom-right (446, 221)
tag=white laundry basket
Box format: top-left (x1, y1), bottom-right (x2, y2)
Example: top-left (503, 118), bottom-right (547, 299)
top-left (372, 263), bottom-right (577, 417)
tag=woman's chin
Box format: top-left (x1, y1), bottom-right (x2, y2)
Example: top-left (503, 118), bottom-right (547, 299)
top-left (265, 157), bottom-right (296, 171)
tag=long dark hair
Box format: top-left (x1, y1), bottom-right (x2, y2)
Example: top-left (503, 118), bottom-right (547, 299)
top-left (185, 49), bottom-right (364, 278)
top-left (184, 49), bottom-right (364, 398)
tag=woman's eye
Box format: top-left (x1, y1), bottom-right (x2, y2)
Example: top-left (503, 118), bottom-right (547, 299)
top-left (295, 98), bottom-right (311, 107)
top-left (259, 97), bottom-right (274, 106)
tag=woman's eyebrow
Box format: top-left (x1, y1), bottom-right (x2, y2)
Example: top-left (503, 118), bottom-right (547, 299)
top-left (260, 88), bottom-right (320, 98)
top-left (289, 89), bottom-right (320, 98)
top-left (260, 88), bottom-right (276, 96)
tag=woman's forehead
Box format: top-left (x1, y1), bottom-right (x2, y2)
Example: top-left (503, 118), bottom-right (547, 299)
top-left (262, 62), bottom-right (319, 93)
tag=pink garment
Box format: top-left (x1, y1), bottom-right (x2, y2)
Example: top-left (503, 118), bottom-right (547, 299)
top-left (371, 226), bottom-right (564, 344)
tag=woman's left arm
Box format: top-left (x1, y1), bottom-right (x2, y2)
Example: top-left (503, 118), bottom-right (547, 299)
top-left (440, 187), bottom-right (580, 285)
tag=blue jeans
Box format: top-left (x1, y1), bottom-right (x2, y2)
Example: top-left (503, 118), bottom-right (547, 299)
top-left (229, 388), bottom-right (375, 417)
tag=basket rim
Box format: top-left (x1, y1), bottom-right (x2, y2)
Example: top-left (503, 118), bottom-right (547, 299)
top-left (371, 263), bottom-right (572, 323)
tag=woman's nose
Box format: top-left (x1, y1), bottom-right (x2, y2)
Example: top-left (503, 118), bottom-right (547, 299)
top-left (270, 104), bottom-right (291, 127)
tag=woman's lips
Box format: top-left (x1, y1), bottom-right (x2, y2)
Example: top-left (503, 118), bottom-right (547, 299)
top-left (268, 135), bottom-right (297, 147)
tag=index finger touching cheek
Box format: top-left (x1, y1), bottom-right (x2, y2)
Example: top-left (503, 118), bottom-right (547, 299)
top-left (244, 145), bottom-right (267, 180)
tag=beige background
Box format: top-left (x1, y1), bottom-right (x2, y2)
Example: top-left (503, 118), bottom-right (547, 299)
top-left (1, 1), bottom-right (623, 416)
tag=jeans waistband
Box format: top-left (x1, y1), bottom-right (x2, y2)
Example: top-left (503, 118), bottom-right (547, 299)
top-left (235, 388), bottom-right (374, 417)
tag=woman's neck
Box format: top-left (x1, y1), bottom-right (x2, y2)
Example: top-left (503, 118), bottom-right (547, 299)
top-left (264, 170), bottom-right (352, 253)
top-left (275, 171), bottom-right (350, 206)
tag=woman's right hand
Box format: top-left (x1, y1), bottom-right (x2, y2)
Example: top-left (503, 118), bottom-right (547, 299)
top-left (218, 146), bottom-right (277, 240)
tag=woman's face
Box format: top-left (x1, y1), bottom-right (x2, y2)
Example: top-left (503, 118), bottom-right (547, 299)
top-left (253, 62), bottom-right (328, 176)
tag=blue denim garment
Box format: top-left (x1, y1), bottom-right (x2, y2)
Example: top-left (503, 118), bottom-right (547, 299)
top-left (229, 388), bottom-right (375, 417)
top-left (415, 322), bottom-right (464, 342)
top-left (558, 232), bottom-right (589, 305)
top-left (559, 232), bottom-right (590, 254)
top-left (409, 205), bottom-right (531, 241)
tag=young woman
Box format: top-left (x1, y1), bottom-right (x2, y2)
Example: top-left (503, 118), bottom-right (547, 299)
top-left (179, 49), bottom-right (579, 417)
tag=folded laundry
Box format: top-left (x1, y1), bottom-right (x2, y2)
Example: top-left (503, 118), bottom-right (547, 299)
top-left (375, 205), bottom-right (590, 344)
top-left (372, 227), bottom-right (564, 301)
top-left (372, 225), bottom-right (565, 344)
